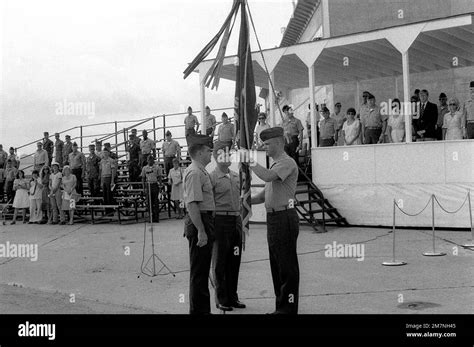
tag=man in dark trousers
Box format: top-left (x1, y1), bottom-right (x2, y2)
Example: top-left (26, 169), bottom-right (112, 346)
top-left (209, 141), bottom-right (246, 312)
top-left (250, 127), bottom-right (299, 314)
top-left (183, 134), bottom-right (214, 315)
top-left (414, 89), bottom-right (438, 141)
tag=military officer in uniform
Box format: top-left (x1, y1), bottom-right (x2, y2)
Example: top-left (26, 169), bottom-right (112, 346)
top-left (250, 127), bottom-right (300, 314)
top-left (183, 134), bottom-right (215, 314)
top-left (209, 141), bottom-right (246, 312)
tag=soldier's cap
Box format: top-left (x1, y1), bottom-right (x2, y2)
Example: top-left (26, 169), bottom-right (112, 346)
top-left (72, 142), bottom-right (78, 147)
top-left (54, 132), bottom-right (60, 136)
top-left (51, 162), bottom-right (60, 167)
top-left (104, 143), bottom-right (111, 147)
top-left (367, 94), bottom-right (375, 100)
top-left (470, 81), bottom-right (474, 88)
top-left (213, 141), bottom-right (230, 155)
top-left (65, 135), bottom-right (71, 138)
top-left (88, 144), bottom-right (95, 148)
top-left (260, 127), bottom-right (284, 142)
top-left (9, 147), bottom-right (14, 150)
top-left (36, 142), bottom-right (43, 146)
top-left (439, 92), bottom-right (447, 98)
top-left (44, 131), bottom-right (49, 135)
top-left (166, 130), bottom-right (172, 136)
top-left (95, 139), bottom-right (102, 144)
top-left (131, 128), bottom-right (137, 133)
top-left (186, 134), bottom-right (213, 148)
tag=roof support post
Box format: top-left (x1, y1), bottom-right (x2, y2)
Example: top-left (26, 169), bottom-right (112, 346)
top-left (401, 51), bottom-right (412, 143)
top-left (308, 64), bottom-right (318, 149)
top-left (355, 80), bottom-right (360, 113)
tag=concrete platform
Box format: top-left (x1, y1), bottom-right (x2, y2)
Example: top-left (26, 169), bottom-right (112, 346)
top-left (0, 219), bottom-right (473, 314)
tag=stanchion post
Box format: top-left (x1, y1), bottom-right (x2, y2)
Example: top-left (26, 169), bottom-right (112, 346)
top-left (464, 190), bottom-right (474, 248)
top-left (382, 200), bottom-right (407, 266)
top-left (423, 194), bottom-right (446, 257)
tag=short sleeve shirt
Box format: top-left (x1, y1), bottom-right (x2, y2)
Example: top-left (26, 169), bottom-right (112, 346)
top-left (50, 172), bottom-right (63, 191)
top-left (218, 122), bottom-right (235, 142)
top-left (184, 114), bottom-right (200, 129)
top-left (265, 154), bottom-right (298, 211)
top-left (0, 150), bottom-right (8, 167)
top-left (68, 151), bottom-right (85, 169)
top-left (86, 153), bottom-right (101, 178)
top-left (183, 161), bottom-right (215, 211)
top-left (100, 158), bottom-right (116, 177)
top-left (162, 140), bottom-right (180, 157)
top-left (462, 99), bottom-right (474, 122)
top-left (282, 117), bottom-right (304, 137)
top-left (363, 106), bottom-right (387, 128)
top-left (319, 118), bottom-right (337, 139)
top-left (209, 167), bottom-right (240, 212)
top-left (206, 114), bottom-right (217, 130)
top-left (140, 164), bottom-right (160, 183)
top-left (140, 138), bottom-right (156, 154)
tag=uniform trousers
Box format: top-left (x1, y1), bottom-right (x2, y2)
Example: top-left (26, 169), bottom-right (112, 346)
top-left (184, 212), bottom-right (215, 314)
top-left (212, 215), bottom-right (242, 306)
top-left (267, 208), bottom-right (299, 314)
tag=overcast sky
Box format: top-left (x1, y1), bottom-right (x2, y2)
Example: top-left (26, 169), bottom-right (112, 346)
top-left (0, 0), bottom-right (293, 149)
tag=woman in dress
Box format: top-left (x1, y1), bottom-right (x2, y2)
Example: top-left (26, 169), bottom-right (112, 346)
top-left (387, 98), bottom-right (405, 143)
top-left (443, 97), bottom-right (465, 140)
top-left (342, 108), bottom-right (361, 146)
top-left (39, 165), bottom-right (51, 224)
top-left (168, 158), bottom-right (184, 219)
top-left (28, 170), bottom-right (43, 224)
top-left (61, 165), bottom-right (78, 225)
top-left (10, 170), bottom-right (30, 224)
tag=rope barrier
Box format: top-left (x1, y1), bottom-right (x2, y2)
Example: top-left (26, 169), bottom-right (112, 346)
top-left (433, 192), bottom-right (469, 214)
top-left (394, 196), bottom-right (432, 217)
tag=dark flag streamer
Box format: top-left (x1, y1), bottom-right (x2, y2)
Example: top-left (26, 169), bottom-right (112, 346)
top-left (183, 0), bottom-right (258, 250)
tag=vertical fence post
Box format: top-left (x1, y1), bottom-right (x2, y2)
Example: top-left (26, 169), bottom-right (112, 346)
top-left (153, 117), bottom-right (157, 142)
top-left (465, 190), bottom-right (474, 248)
top-left (163, 114), bottom-right (166, 140)
top-left (80, 126), bottom-right (83, 151)
top-left (423, 194), bottom-right (446, 257)
top-left (114, 121), bottom-right (118, 156)
top-left (382, 200), bottom-right (406, 266)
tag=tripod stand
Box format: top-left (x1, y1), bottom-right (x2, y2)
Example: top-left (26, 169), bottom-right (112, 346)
top-left (141, 181), bottom-right (175, 277)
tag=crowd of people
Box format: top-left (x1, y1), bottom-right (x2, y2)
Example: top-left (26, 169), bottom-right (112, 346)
top-left (303, 81), bottom-right (474, 148)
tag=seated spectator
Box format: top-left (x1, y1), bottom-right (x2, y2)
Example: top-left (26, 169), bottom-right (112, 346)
top-left (318, 107), bottom-right (337, 147)
top-left (342, 108), bottom-right (361, 146)
top-left (10, 170), bottom-right (29, 224)
top-left (443, 97), bottom-right (465, 141)
top-left (387, 98), bottom-right (405, 143)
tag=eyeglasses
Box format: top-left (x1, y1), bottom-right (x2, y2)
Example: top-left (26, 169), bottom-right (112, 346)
top-left (258, 117), bottom-right (265, 120)
top-left (448, 103), bottom-right (457, 106)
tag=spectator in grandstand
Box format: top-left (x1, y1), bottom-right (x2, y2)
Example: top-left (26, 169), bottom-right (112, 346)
top-left (0, 144), bottom-right (7, 169)
top-left (7, 147), bottom-right (20, 169)
top-left (43, 132), bottom-right (54, 167)
top-left (68, 142), bottom-right (86, 195)
top-left (462, 81), bottom-right (474, 139)
top-left (205, 106), bottom-right (217, 137)
top-left (126, 129), bottom-right (141, 183)
top-left (33, 142), bottom-right (48, 171)
top-left (99, 149), bottom-right (117, 207)
top-left (168, 158), bottom-right (184, 219)
top-left (342, 108), bottom-right (361, 146)
top-left (318, 107), bottom-right (337, 147)
top-left (361, 94), bottom-right (387, 144)
top-left (49, 162), bottom-right (65, 225)
top-left (39, 165), bottom-right (51, 224)
top-left (162, 130), bottom-right (181, 177)
top-left (184, 106), bottom-right (200, 137)
top-left (387, 99), bottom-right (405, 143)
top-left (28, 170), bottom-right (43, 224)
top-left (331, 102), bottom-right (345, 146)
top-left (436, 93), bottom-right (449, 140)
top-left (443, 97), bottom-right (465, 141)
top-left (63, 135), bottom-right (73, 166)
top-left (217, 112), bottom-right (236, 150)
top-left (358, 91), bottom-right (371, 120)
top-left (10, 170), bottom-right (30, 225)
top-left (414, 89), bottom-right (438, 141)
top-left (255, 112), bottom-right (271, 149)
top-left (141, 155), bottom-right (161, 222)
top-left (61, 165), bottom-right (78, 225)
top-left (86, 144), bottom-right (101, 197)
top-left (54, 133), bottom-right (64, 168)
top-left (280, 105), bottom-right (304, 163)
top-left (0, 166), bottom-right (4, 202)
top-left (5, 160), bottom-right (18, 203)
top-left (139, 130), bottom-right (156, 168)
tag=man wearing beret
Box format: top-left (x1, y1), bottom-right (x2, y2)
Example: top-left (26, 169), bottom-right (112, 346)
top-left (462, 81), bottom-right (474, 139)
top-left (209, 141), bottom-right (246, 312)
top-left (250, 127), bottom-right (299, 314)
top-left (183, 134), bottom-right (215, 314)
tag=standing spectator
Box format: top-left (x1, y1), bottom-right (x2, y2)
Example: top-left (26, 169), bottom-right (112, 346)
top-left (443, 97), bottom-right (465, 141)
top-left (39, 165), bottom-right (51, 224)
top-left (413, 89), bottom-right (421, 102)
top-left (10, 170), bottom-right (30, 224)
top-left (331, 102), bottom-right (345, 146)
top-left (436, 93), bottom-right (449, 140)
top-left (7, 147), bottom-right (20, 169)
top-left (162, 131), bottom-right (181, 177)
top-left (414, 89), bottom-right (438, 141)
top-left (358, 91), bottom-right (371, 120)
top-left (68, 142), bottom-right (86, 195)
top-left (342, 108), bottom-right (361, 146)
top-left (28, 170), bottom-right (43, 224)
top-left (99, 149), bottom-right (116, 206)
top-left (4, 160), bottom-right (18, 203)
top-left (318, 107), bottom-right (337, 147)
top-left (141, 155), bottom-right (161, 222)
top-left (43, 132), bottom-right (54, 167)
top-left (63, 135), bottom-right (73, 166)
top-left (184, 106), bottom-right (200, 137)
top-left (168, 158), bottom-right (184, 219)
top-left (0, 165), bottom-right (4, 202)
top-left (462, 81), bottom-right (474, 139)
top-left (217, 112), bottom-right (235, 149)
top-left (387, 99), bottom-right (405, 143)
top-left (126, 129), bottom-right (141, 183)
top-left (139, 130), bottom-right (156, 168)
top-left (255, 112), bottom-right (271, 149)
top-left (48, 162), bottom-right (64, 225)
top-left (33, 142), bottom-right (48, 171)
top-left (86, 144), bottom-right (101, 197)
top-left (205, 106), bottom-right (217, 137)
top-left (54, 133), bottom-right (64, 167)
top-left (361, 94), bottom-right (387, 144)
top-left (280, 105), bottom-right (304, 163)
top-left (61, 165), bottom-right (78, 225)
top-left (103, 143), bottom-right (117, 160)
top-left (0, 144), bottom-right (7, 169)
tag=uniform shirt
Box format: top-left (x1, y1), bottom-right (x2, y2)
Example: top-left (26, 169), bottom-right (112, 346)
top-left (5, 167), bottom-right (18, 182)
top-left (0, 150), bottom-right (7, 167)
top-left (265, 154), bottom-right (298, 211)
top-left (162, 139), bottom-right (180, 157)
top-left (128, 137), bottom-right (141, 160)
top-left (68, 151), bottom-right (86, 169)
top-left (63, 142), bottom-right (73, 162)
top-left (362, 106), bottom-right (387, 128)
top-left (462, 99), bottom-right (474, 122)
top-left (319, 118), bottom-right (337, 139)
top-left (281, 117), bottom-right (304, 137)
top-left (49, 171), bottom-right (62, 191)
top-left (206, 113), bottom-right (217, 130)
top-left (55, 140), bottom-right (64, 160)
top-left (209, 167), bottom-right (240, 212)
top-left (43, 139), bottom-right (54, 156)
top-left (86, 153), bottom-right (101, 178)
top-left (183, 161), bottom-right (215, 211)
top-left (358, 103), bottom-right (370, 120)
top-left (0, 168), bottom-right (4, 182)
top-left (217, 122), bottom-right (235, 142)
top-left (140, 164), bottom-right (161, 183)
top-left (437, 105), bottom-right (449, 128)
top-left (331, 112), bottom-right (346, 131)
top-left (34, 149), bottom-right (48, 167)
top-left (184, 114), bottom-right (200, 129)
top-left (100, 157), bottom-right (116, 177)
top-left (7, 154), bottom-right (19, 168)
top-left (140, 138), bottom-right (156, 154)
